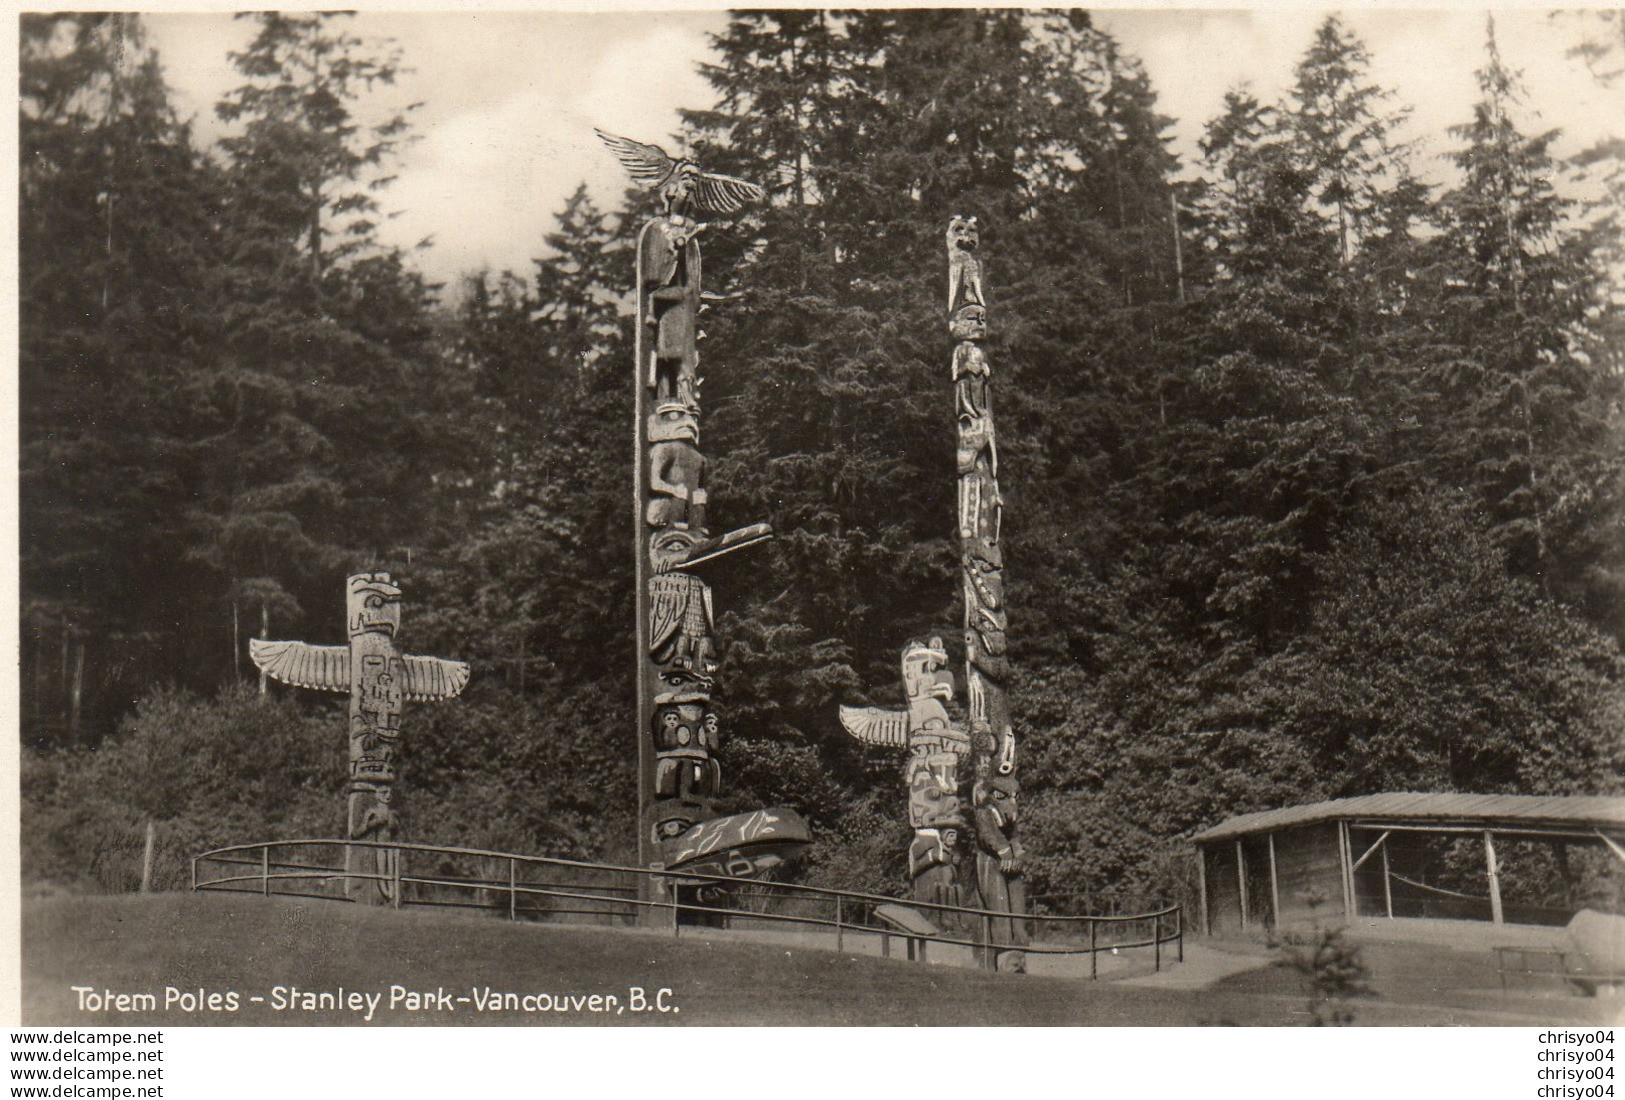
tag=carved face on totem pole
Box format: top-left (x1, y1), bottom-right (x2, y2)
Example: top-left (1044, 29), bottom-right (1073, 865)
top-left (950, 304), bottom-right (987, 342)
top-left (347, 574), bottom-right (402, 638)
top-left (907, 748), bottom-right (965, 830)
top-left (652, 700), bottom-right (723, 801)
top-left (947, 215), bottom-right (980, 254)
top-left (648, 402), bottom-right (700, 446)
top-left (900, 636), bottom-right (954, 731)
top-left (974, 774), bottom-right (1019, 827)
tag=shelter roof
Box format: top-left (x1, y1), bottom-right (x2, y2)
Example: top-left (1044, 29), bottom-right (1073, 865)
top-left (1191, 792), bottom-right (1625, 845)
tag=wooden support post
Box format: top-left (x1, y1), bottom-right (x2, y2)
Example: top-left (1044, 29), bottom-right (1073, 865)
top-left (1197, 848), bottom-right (1209, 936)
top-left (835, 895), bottom-right (844, 953)
top-left (508, 858), bottom-right (517, 921)
top-left (1267, 832), bottom-right (1280, 929)
top-left (1484, 831), bottom-right (1504, 926)
top-left (1381, 839), bottom-right (1394, 919)
top-left (1154, 913), bottom-right (1162, 972)
top-left (1236, 840), bottom-right (1249, 930)
top-left (1089, 919), bottom-right (1098, 980)
top-left (391, 848), bottom-right (402, 910)
top-left (140, 821), bottom-right (156, 894)
top-left (1338, 821), bottom-right (1354, 920)
top-left (261, 846), bottom-right (270, 897)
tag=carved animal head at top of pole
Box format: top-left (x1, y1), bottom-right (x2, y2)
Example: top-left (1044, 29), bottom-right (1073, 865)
top-left (947, 215), bottom-right (980, 255)
top-left (901, 636), bottom-right (954, 712)
top-left (595, 129), bottom-right (765, 218)
top-left (347, 573), bottom-right (402, 638)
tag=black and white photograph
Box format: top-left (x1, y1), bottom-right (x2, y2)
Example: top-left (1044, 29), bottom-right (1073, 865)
top-left (12, 4), bottom-right (1625, 1053)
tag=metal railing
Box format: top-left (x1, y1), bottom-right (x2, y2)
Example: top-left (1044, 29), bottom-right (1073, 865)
top-left (192, 838), bottom-right (1182, 976)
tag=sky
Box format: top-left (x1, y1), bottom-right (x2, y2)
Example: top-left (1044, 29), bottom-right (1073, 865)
top-left (141, 8), bottom-right (1624, 292)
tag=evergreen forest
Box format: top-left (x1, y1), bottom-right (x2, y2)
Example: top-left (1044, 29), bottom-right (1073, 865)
top-left (20, 11), bottom-right (1625, 913)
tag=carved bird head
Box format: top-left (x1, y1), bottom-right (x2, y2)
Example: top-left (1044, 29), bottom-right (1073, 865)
top-left (595, 128), bottom-right (765, 216)
top-left (347, 573), bottom-right (402, 638)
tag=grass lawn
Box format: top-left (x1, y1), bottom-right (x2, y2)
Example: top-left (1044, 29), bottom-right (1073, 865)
top-left (21, 893), bottom-right (1616, 1026)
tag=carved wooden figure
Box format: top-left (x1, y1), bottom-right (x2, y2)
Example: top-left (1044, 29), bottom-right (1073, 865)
top-left (249, 573), bottom-right (469, 904)
top-left (946, 215), bottom-right (985, 313)
top-left (839, 638), bottom-right (971, 905)
top-left (973, 775), bottom-right (1028, 972)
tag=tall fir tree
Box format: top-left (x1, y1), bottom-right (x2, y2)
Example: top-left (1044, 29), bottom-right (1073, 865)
top-left (19, 14), bottom-right (226, 742)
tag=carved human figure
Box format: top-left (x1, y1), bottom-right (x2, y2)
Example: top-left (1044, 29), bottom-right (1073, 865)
top-left (908, 826), bottom-right (963, 909)
top-left (947, 215), bottom-right (985, 313)
top-left (639, 215), bottom-right (704, 407)
top-left (354, 787), bottom-right (399, 904)
top-left (972, 774), bottom-right (1028, 971)
top-left (652, 700), bottom-right (723, 800)
top-left (646, 402), bottom-right (707, 531)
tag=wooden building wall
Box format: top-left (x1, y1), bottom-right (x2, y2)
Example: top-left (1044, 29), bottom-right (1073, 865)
top-left (1271, 824), bottom-right (1344, 925)
top-left (1201, 823), bottom-right (1347, 935)
top-left (1204, 842), bottom-right (1241, 936)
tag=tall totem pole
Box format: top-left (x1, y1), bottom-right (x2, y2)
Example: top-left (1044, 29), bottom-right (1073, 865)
top-left (837, 218), bottom-right (1028, 970)
top-left (950, 215), bottom-right (1027, 972)
top-left (597, 130), bottom-right (810, 902)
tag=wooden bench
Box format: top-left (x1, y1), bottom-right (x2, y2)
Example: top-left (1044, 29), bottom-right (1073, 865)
top-left (873, 903), bottom-right (941, 963)
top-left (1496, 909), bottom-right (1625, 996)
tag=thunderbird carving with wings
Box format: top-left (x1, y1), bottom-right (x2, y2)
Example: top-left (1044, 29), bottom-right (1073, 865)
top-left (595, 128), bottom-right (765, 216)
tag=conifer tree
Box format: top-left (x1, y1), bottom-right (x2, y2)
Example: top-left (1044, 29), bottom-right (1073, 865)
top-left (185, 11), bottom-right (455, 682)
top-left (20, 14), bottom-right (225, 741)
top-left (1433, 20), bottom-right (1621, 608)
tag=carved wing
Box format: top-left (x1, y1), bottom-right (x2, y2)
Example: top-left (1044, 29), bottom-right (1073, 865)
top-left (694, 170), bottom-right (765, 214)
top-left (400, 655), bottom-right (471, 702)
top-left (649, 573), bottom-right (691, 655)
top-left (248, 639), bottom-right (348, 694)
top-left (594, 129), bottom-right (676, 188)
top-left (838, 705), bottom-right (909, 749)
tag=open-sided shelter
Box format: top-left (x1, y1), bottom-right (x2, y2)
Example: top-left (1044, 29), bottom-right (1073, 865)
top-left (1192, 792), bottom-right (1625, 935)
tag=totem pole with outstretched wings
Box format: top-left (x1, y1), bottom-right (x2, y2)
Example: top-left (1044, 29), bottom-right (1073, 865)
top-left (250, 573), bottom-right (468, 903)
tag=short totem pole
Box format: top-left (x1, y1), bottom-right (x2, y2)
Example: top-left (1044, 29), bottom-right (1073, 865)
top-left (250, 573), bottom-right (469, 903)
top-left (840, 638), bottom-right (971, 908)
top-left (597, 130), bottom-right (809, 903)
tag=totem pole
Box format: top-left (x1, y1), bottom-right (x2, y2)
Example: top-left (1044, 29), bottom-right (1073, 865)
top-left (250, 573), bottom-right (469, 903)
top-left (949, 215), bottom-right (1027, 972)
top-left (839, 638), bottom-right (971, 907)
top-left (597, 130), bottom-right (810, 904)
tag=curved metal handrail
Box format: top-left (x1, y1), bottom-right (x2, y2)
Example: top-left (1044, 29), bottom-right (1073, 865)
top-left (192, 838), bottom-right (1182, 974)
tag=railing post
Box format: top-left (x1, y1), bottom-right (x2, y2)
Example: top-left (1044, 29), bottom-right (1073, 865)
top-left (1177, 908), bottom-right (1184, 963)
top-left (391, 847), bottom-right (402, 910)
top-left (261, 846), bottom-right (270, 897)
top-left (981, 913), bottom-right (992, 970)
top-left (835, 895), bottom-right (844, 953)
top-left (1090, 919), bottom-right (1097, 980)
top-left (1154, 913), bottom-right (1162, 972)
top-left (190, 856), bottom-right (197, 893)
top-left (508, 858), bottom-right (517, 921)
